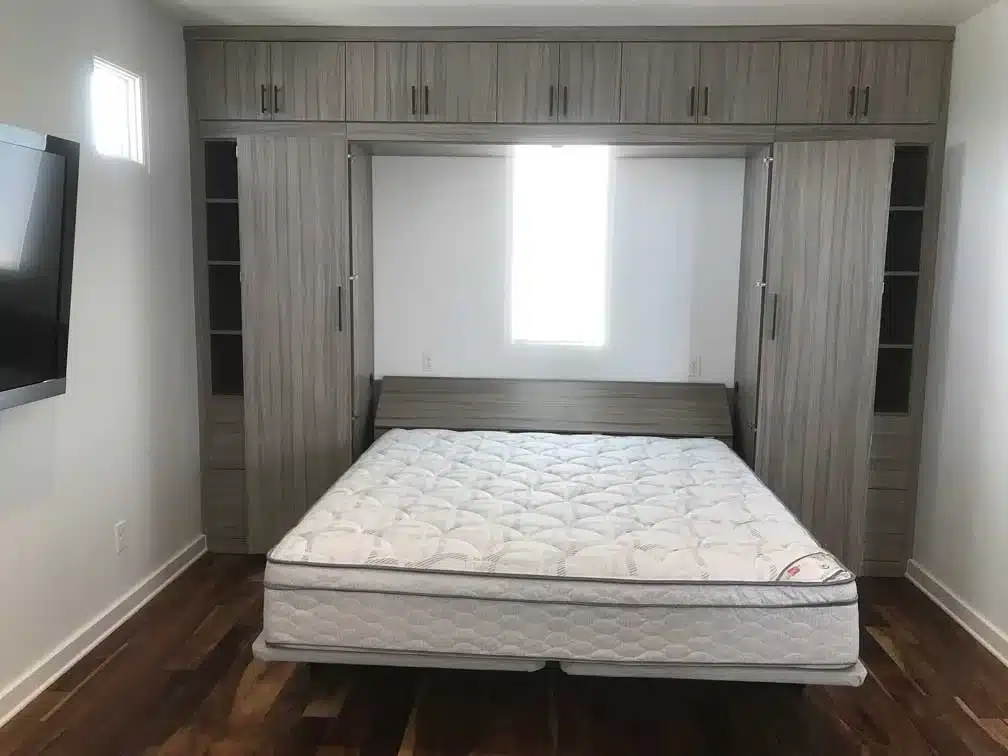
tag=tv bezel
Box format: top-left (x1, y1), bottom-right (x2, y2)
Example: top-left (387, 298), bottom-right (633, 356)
top-left (0, 124), bottom-right (80, 413)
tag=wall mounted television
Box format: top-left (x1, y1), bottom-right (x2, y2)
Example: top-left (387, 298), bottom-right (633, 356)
top-left (0, 124), bottom-right (79, 412)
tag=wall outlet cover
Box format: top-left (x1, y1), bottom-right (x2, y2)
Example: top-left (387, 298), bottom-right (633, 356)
top-left (114, 520), bottom-right (127, 554)
top-left (421, 352), bottom-right (433, 372)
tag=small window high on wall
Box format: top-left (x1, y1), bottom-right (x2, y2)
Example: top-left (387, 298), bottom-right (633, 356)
top-left (510, 145), bottom-right (610, 347)
top-left (90, 57), bottom-right (145, 165)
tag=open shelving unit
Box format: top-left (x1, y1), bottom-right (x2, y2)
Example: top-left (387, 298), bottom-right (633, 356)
top-left (204, 140), bottom-right (244, 397)
top-left (874, 146), bottom-right (927, 416)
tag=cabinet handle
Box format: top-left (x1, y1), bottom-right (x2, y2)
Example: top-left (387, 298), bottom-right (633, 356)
top-left (411, 85), bottom-right (417, 116)
top-left (689, 86), bottom-right (696, 118)
top-left (549, 85), bottom-right (554, 117)
top-left (848, 86), bottom-right (856, 118)
top-left (562, 85), bottom-right (569, 117)
top-left (260, 84), bottom-right (267, 114)
top-left (863, 86), bottom-right (871, 118)
top-left (337, 285), bottom-right (343, 332)
top-left (274, 85), bottom-right (280, 114)
top-left (424, 85), bottom-right (429, 115)
top-left (703, 86), bottom-right (710, 118)
top-left (767, 293), bottom-right (779, 341)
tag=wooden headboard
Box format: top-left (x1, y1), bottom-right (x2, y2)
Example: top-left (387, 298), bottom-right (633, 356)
top-left (373, 377), bottom-right (733, 445)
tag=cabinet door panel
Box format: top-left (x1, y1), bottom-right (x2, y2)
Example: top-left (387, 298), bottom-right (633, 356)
top-left (756, 140), bottom-right (893, 571)
top-left (777, 41), bottom-right (861, 124)
top-left (734, 148), bottom-right (772, 465)
top-left (225, 42), bottom-right (271, 120)
top-left (497, 43), bottom-right (559, 123)
top-left (420, 42), bottom-right (498, 123)
top-left (558, 43), bottom-right (622, 123)
top-left (346, 42), bottom-right (421, 122)
top-left (698, 42), bottom-right (779, 124)
top-left (859, 41), bottom-right (948, 124)
top-left (238, 135), bottom-right (353, 552)
top-left (189, 41), bottom-right (229, 120)
top-left (272, 42), bottom-right (346, 121)
top-left (620, 43), bottom-right (699, 124)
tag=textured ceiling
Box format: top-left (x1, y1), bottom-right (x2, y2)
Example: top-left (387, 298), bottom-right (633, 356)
top-left (162, 0), bottom-right (989, 27)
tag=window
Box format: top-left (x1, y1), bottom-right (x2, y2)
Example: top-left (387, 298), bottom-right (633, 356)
top-left (510, 145), bottom-right (610, 347)
top-left (90, 57), bottom-right (144, 164)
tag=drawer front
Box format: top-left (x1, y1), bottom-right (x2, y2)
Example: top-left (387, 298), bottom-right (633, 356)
top-left (864, 531), bottom-right (907, 562)
top-left (870, 414), bottom-right (915, 490)
top-left (208, 396), bottom-right (244, 425)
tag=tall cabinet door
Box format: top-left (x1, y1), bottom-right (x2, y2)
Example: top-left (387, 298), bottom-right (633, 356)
top-left (238, 135), bottom-right (353, 553)
top-left (557, 43), bottom-right (622, 123)
top-left (497, 43), bottom-right (560, 123)
top-left (420, 43), bottom-right (498, 123)
top-left (346, 42), bottom-right (422, 121)
top-left (756, 140), bottom-right (893, 571)
top-left (733, 147), bottom-right (773, 465)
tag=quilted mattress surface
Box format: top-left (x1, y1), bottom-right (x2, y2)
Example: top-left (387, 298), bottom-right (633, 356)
top-left (267, 429), bottom-right (856, 608)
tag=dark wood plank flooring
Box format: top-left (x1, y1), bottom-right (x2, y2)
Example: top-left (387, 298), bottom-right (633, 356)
top-left (2, 554), bottom-right (1007, 755)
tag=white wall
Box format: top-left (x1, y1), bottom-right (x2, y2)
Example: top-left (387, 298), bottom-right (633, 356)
top-left (913, 0), bottom-right (1008, 650)
top-left (373, 155), bottom-right (745, 384)
top-left (0, 0), bottom-right (201, 719)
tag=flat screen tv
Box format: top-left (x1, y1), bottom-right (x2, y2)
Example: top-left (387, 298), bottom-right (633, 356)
top-left (0, 124), bottom-right (79, 412)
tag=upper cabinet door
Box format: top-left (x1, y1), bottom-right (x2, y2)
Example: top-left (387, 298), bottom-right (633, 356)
top-left (620, 43), bottom-right (700, 124)
top-left (420, 43), bottom-right (498, 123)
top-left (557, 43), bottom-right (622, 123)
top-left (497, 43), bottom-right (560, 123)
top-left (858, 41), bottom-right (948, 125)
top-left (346, 42), bottom-right (421, 122)
top-left (698, 42), bottom-right (780, 124)
top-left (271, 42), bottom-right (346, 121)
top-left (222, 42), bottom-right (272, 120)
top-left (189, 42), bottom-right (228, 120)
top-left (777, 42), bottom-right (862, 125)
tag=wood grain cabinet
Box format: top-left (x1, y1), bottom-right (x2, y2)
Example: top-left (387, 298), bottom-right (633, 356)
top-left (498, 42), bottom-right (620, 123)
top-left (419, 43), bottom-right (499, 123)
top-left (777, 40), bottom-right (948, 124)
top-left (697, 43), bottom-right (780, 124)
top-left (620, 43), bottom-right (700, 124)
top-left (346, 42), bottom-right (422, 121)
top-left (858, 41), bottom-right (948, 124)
top-left (620, 42), bottom-right (778, 124)
top-left (189, 41), bottom-right (345, 121)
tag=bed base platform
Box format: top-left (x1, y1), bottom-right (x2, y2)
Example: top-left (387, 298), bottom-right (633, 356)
top-left (252, 633), bottom-right (867, 686)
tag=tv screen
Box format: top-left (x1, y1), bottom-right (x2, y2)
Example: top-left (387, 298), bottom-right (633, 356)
top-left (0, 125), bottom-right (79, 412)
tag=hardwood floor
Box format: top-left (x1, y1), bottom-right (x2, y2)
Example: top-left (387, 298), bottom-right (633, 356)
top-left (2, 554), bottom-right (1007, 755)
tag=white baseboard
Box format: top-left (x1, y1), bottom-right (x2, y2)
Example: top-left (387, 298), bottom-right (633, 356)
top-left (906, 559), bottom-right (1008, 669)
top-left (0, 534), bottom-right (207, 727)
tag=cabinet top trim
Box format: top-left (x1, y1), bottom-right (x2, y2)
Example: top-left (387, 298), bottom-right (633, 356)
top-left (183, 25), bottom-right (955, 43)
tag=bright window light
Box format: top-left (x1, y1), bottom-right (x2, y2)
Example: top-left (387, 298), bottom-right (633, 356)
top-left (90, 57), bottom-right (145, 164)
top-left (510, 145), bottom-right (610, 347)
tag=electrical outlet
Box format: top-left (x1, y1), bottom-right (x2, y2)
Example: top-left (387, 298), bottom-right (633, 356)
top-left (421, 352), bottom-right (433, 372)
top-left (689, 357), bottom-right (702, 379)
top-left (114, 520), bottom-right (127, 554)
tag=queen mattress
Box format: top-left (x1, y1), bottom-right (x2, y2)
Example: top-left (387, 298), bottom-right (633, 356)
top-left (259, 429), bottom-right (862, 681)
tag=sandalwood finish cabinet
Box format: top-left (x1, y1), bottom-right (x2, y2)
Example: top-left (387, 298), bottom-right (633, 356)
top-left (190, 41), bottom-right (346, 120)
top-left (777, 40), bottom-right (948, 124)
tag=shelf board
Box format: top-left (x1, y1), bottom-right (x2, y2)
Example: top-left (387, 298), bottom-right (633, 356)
top-left (208, 260), bottom-right (240, 267)
top-left (879, 343), bottom-right (914, 350)
top-left (207, 197), bottom-right (239, 204)
top-left (884, 271), bottom-right (920, 277)
top-left (210, 329), bottom-right (242, 336)
top-left (890, 205), bottom-right (925, 212)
